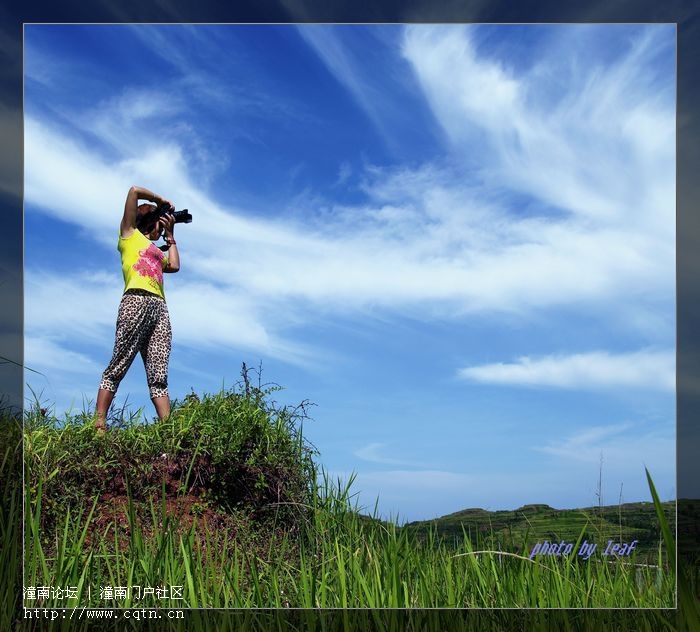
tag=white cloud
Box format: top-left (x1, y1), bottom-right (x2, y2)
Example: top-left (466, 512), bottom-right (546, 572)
top-left (167, 280), bottom-right (323, 368)
top-left (24, 25), bottom-right (676, 374)
top-left (23, 335), bottom-right (104, 415)
top-left (25, 110), bottom-right (675, 356)
top-left (401, 24), bottom-right (675, 234)
top-left (24, 117), bottom-right (193, 235)
top-left (353, 442), bottom-right (434, 467)
top-left (402, 25), bottom-right (521, 134)
top-left (24, 267), bottom-right (321, 369)
top-left (297, 27), bottom-right (375, 119)
top-left (458, 349), bottom-right (675, 392)
top-left (25, 335), bottom-right (99, 375)
top-left (534, 422), bottom-right (635, 462)
top-left (25, 270), bottom-right (122, 341)
top-left (532, 423), bottom-right (675, 484)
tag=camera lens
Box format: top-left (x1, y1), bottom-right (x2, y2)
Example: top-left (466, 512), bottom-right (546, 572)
top-left (173, 209), bottom-right (193, 224)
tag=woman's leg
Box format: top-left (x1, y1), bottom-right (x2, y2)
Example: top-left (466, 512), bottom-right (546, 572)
top-left (141, 299), bottom-right (172, 420)
top-left (96, 294), bottom-right (151, 430)
top-left (95, 388), bottom-right (115, 432)
top-left (151, 395), bottom-right (171, 419)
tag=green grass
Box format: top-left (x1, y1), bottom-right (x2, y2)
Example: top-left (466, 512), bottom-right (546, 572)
top-left (21, 470), bottom-right (677, 609)
top-left (4, 367), bottom-right (698, 628)
top-left (1, 410), bottom-right (22, 630)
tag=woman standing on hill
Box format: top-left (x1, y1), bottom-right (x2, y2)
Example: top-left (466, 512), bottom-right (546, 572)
top-left (94, 185), bottom-right (181, 432)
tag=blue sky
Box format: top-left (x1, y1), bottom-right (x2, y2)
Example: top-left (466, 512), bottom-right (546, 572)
top-left (23, 24), bottom-right (676, 523)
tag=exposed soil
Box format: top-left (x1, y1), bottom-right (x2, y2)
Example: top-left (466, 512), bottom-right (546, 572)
top-left (68, 451), bottom-right (306, 557)
top-left (69, 452), bottom-right (242, 552)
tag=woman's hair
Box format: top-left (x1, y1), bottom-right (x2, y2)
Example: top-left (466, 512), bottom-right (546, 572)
top-left (136, 203), bottom-right (157, 232)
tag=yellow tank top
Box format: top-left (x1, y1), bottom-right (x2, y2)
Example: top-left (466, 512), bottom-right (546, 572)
top-left (118, 230), bottom-right (169, 299)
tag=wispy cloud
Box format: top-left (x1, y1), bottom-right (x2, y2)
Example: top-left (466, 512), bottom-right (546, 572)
top-left (353, 442), bottom-right (434, 467)
top-left (24, 24), bottom-right (675, 381)
top-left (296, 27), bottom-right (382, 127)
top-left (24, 267), bottom-right (323, 369)
top-left (25, 336), bottom-right (99, 375)
top-left (25, 269), bottom-right (123, 341)
top-left (533, 422), bottom-right (675, 473)
top-left (24, 335), bottom-right (102, 414)
top-left (457, 350), bottom-right (675, 392)
top-left (24, 118), bottom-right (191, 235)
top-left (296, 25), bottom-right (439, 155)
top-left (25, 24), bottom-right (674, 342)
top-left (24, 108), bottom-right (674, 366)
top-left (401, 25), bottom-right (675, 232)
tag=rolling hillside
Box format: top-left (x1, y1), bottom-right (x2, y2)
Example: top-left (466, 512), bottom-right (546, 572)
top-left (402, 500), bottom-right (679, 561)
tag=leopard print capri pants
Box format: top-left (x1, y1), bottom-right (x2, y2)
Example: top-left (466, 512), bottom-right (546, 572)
top-left (99, 289), bottom-right (172, 399)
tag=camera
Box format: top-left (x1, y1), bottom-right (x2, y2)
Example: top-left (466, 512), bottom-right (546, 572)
top-left (138, 202), bottom-right (193, 238)
top-left (155, 202), bottom-right (192, 225)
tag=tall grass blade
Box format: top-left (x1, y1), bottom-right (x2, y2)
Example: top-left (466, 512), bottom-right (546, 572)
top-left (645, 467), bottom-right (699, 629)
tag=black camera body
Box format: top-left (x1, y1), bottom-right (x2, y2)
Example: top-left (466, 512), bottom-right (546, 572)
top-left (155, 202), bottom-right (192, 225)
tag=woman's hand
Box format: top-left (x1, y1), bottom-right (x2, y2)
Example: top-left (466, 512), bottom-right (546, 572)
top-left (160, 212), bottom-right (176, 239)
top-left (162, 212), bottom-right (180, 273)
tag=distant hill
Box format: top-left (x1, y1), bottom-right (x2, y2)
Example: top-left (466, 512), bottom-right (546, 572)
top-left (401, 500), bottom-right (680, 561)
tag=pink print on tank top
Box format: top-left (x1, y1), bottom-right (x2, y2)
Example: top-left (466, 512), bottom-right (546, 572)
top-left (133, 243), bottom-right (166, 283)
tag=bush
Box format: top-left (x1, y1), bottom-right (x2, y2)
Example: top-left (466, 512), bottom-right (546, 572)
top-left (24, 365), bottom-right (318, 545)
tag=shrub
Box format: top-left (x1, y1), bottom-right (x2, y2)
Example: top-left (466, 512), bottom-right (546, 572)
top-left (24, 365), bottom-right (318, 546)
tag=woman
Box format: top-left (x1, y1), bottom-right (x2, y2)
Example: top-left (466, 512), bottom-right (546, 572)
top-left (95, 185), bottom-right (181, 432)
